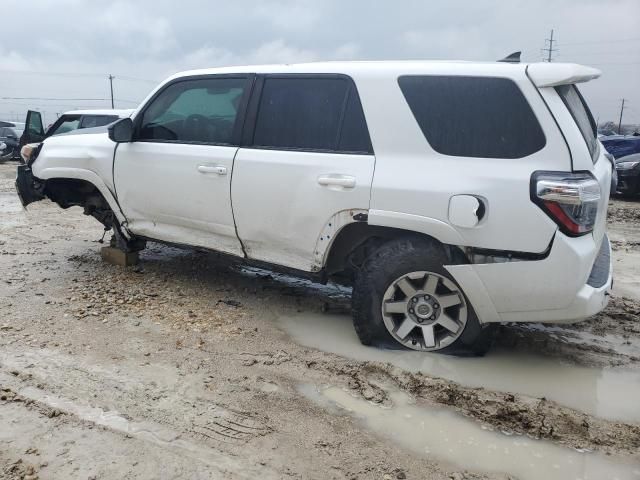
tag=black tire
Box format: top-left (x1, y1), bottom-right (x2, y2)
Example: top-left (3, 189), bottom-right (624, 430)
top-left (351, 236), bottom-right (494, 356)
top-left (0, 147), bottom-right (16, 162)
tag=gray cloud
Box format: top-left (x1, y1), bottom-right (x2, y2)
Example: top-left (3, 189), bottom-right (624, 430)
top-left (1, 0), bottom-right (638, 126)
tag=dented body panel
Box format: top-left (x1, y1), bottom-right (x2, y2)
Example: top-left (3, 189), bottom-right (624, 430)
top-left (16, 60), bottom-right (613, 329)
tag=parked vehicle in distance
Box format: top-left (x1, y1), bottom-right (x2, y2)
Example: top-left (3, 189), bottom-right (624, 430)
top-left (615, 153), bottom-right (640, 196)
top-left (0, 121), bottom-right (25, 161)
top-left (16, 60), bottom-right (614, 355)
top-left (19, 109), bottom-right (134, 151)
top-left (601, 135), bottom-right (640, 159)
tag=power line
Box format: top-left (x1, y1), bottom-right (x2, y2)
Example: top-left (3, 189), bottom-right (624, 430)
top-left (1, 97), bottom-right (110, 101)
top-left (557, 37), bottom-right (640, 47)
top-left (542, 29), bottom-right (558, 62)
top-left (0, 69), bottom-right (158, 83)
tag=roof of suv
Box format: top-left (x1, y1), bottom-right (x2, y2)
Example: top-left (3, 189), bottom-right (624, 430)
top-left (167, 60), bottom-right (600, 88)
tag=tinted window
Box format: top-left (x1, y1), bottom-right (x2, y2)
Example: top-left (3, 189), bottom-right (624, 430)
top-left (139, 77), bottom-right (247, 144)
top-left (338, 89), bottom-right (373, 153)
top-left (79, 115), bottom-right (119, 129)
top-left (398, 76), bottom-right (546, 159)
top-left (253, 77), bottom-right (372, 153)
top-left (555, 84), bottom-right (598, 161)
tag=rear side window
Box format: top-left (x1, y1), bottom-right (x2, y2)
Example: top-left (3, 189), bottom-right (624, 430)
top-left (555, 84), bottom-right (598, 161)
top-left (398, 76), bottom-right (546, 159)
top-left (252, 77), bottom-right (372, 153)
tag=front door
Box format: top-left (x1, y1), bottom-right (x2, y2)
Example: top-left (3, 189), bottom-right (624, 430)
top-left (232, 75), bottom-right (375, 271)
top-left (114, 75), bottom-right (252, 256)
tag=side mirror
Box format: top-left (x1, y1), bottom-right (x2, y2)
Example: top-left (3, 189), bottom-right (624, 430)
top-left (108, 118), bottom-right (134, 143)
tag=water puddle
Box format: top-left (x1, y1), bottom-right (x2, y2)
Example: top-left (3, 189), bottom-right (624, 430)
top-left (280, 312), bottom-right (640, 423)
top-left (301, 383), bottom-right (640, 480)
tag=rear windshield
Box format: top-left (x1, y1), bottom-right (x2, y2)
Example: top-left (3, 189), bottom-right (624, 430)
top-left (398, 75), bottom-right (546, 159)
top-left (555, 84), bottom-right (598, 161)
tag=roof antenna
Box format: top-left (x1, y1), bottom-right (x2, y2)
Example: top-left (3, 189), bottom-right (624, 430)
top-left (498, 51), bottom-right (521, 63)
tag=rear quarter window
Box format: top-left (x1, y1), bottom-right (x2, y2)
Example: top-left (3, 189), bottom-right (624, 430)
top-left (555, 84), bottom-right (598, 162)
top-left (398, 75), bottom-right (546, 159)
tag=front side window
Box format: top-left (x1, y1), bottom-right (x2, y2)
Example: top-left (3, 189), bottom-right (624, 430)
top-left (398, 75), bottom-right (546, 159)
top-left (555, 84), bottom-right (598, 161)
top-left (48, 116), bottom-right (81, 136)
top-left (252, 77), bottom-right (372, 153)
top-left (139, 77), bottom-right (247, 144)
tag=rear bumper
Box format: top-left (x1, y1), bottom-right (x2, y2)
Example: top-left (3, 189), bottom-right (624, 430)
top-left (446, 233), bottom-right (612, 324)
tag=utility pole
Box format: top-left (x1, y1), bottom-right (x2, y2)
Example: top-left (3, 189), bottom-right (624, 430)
top-left (108, 74), bottom-right (115, 109)
top-left (618, 98), bottom-right (626, 134)
top-left (543, 29), bottom-right (557, 62)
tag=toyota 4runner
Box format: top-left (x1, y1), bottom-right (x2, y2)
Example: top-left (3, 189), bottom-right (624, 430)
top-left (16, 60), bottom-right (614, 354)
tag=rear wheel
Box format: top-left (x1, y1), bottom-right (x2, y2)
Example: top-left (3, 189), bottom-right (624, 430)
top-left (352, 237), bottom-right (492, 355)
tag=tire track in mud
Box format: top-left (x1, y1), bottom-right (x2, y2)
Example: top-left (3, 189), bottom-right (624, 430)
top-left (0, 368), bottom-right (277, 479)
top-left (308, 359), bottom-right (640, 457)
top-left (0, 349), bottom-right (272, 446)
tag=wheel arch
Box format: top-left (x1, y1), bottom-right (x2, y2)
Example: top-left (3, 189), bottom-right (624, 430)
top-left (323, 219), bottom-right (467, 277)
top-left (36, 167), bottom-right (127, 226)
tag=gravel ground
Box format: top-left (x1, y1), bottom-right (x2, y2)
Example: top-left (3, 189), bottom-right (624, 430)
top-left (1, 162), bottom-right (639, 479)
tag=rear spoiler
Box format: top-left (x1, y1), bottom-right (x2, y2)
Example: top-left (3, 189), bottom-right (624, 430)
top-left (527, 63), bottom-right (601, 88)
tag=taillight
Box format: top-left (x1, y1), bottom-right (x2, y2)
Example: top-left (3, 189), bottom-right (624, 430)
top-left (531, 171), bottom-right (601, 236)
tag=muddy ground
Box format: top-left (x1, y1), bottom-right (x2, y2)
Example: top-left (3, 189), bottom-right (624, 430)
top-left (0, 161), bottom-right (639, 480)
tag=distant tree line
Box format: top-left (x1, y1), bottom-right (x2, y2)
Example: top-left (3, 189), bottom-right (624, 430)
top-left (598, 121), bottom-right (640, 136)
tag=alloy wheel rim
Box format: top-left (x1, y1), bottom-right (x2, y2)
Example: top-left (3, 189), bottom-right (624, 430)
top-left (381, 271), bottom-right (467, 351)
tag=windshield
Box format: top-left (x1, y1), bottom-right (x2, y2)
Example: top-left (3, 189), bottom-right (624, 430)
top-left (555, 84), bottom-right (598, 162)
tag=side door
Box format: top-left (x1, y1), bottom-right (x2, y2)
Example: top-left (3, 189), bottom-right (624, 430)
top-left (114, 75), bottom-right (252, 256)
top-left (19, 110), bottom-right (45, 147)
top-left (232, 75), bottom-right (375, 271)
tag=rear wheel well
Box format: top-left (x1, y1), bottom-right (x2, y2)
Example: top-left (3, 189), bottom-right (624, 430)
top-left (325, 223), bottom-right (467, 282)
top-left (44, 178), bottom-right (116, 229)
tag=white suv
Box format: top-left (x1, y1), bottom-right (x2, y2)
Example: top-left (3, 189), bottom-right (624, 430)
top-left (16, 61), bottom-right (613, 354)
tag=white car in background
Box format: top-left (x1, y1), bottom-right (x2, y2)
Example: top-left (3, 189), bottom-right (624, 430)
top-left (19, 109), bottom-right (134, 150)
top-left (16, 60), bottom-right (613, 355)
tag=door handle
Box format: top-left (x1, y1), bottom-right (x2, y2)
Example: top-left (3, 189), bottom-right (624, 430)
top-left (197, 164), bottom-right (227, 175)
top-left (317, 174), bottom-right (356, 189)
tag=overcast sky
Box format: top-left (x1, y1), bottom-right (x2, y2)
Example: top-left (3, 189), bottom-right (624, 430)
top-left (1, 0), bottom-right (638, 127)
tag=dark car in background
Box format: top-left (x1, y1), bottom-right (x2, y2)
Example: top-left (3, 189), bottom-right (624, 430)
top-left (0, 121), bottom-right (25, 161)
top-left (601, 136), bottom-right (640, 196)
top-left (614, 153), bottom-right (640, 196)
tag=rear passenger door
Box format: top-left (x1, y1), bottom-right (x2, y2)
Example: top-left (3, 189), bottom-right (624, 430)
top-left (232, 75), bottom-right (375, 271)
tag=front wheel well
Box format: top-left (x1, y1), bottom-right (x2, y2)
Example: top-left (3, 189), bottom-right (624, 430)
top-left (324, 223), bottom-right (467, 281)
top-left (43, 178), bottom-right (116, 229)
